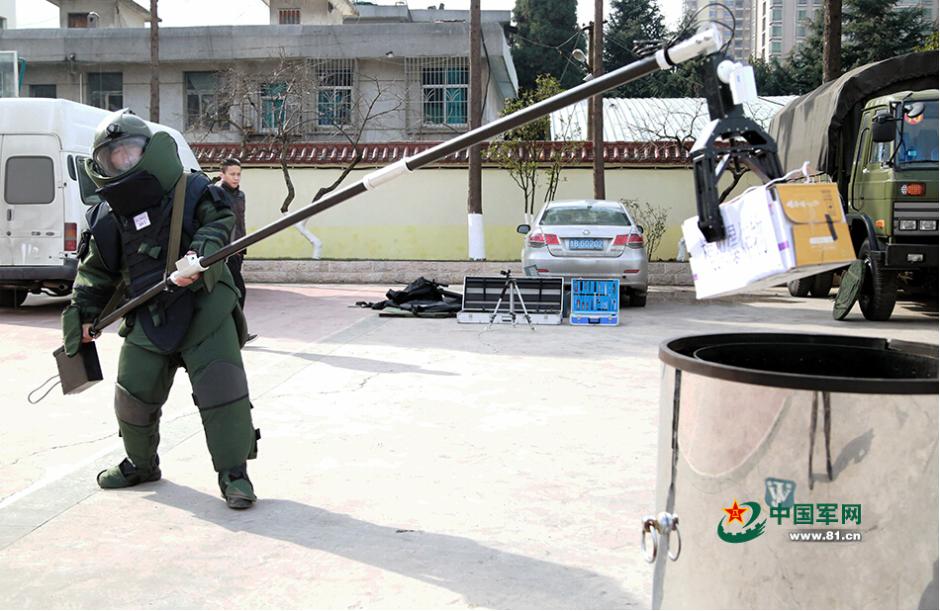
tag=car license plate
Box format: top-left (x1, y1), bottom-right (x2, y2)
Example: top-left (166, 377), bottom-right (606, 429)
top-left (568, 238), bottom-right (604, 250)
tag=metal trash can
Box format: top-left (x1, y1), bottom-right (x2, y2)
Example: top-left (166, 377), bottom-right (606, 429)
top-left (645, 333), bottom-right (938, 609)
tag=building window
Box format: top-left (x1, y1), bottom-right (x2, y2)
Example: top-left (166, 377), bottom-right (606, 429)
top-left (316, 64), bottom-right (353, 128)
top-left (5, 157), bottom-right (55, 205)
top-left (772, 8), bottom-right (782, 20)
top-left (771, 25), bottom-right (782, 37)
top-left (87, 73), bottom-right (123, 110)
top-left (797, 25), bottom-right (806, 37)
top-left (421, 60), bottom-right (468, 126)
top-left (185, 71), bottom-right (224, 129)
top-left (771, 41), bottom-right (782, 53)
top-left (260, 82), bottom-right (288, 130)
top-left (278, 8), bottom-right (301, 24)
top-left (29, 84), bottom-right (57, 98)
top-left (0, 17), bottom-right (7, 30)
top-left (68, 12), bottom-right (89, 28)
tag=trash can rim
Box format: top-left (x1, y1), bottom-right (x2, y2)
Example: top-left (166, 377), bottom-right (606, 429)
top-left (659, 333), bottom-right (939, 395)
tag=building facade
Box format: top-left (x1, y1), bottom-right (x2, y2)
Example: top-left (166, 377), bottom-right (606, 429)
top-left (0, 0), bottom-right (518, 144)
top-left (682, 0), bottom-right (753, 61)
top-left (752, 0), bottom-right (938, 61)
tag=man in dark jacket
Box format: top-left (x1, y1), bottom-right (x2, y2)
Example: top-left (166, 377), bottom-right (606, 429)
top-left (219, 158), bottom-right (247, 307)
top-left (218, 158), bottom-right (256, 342)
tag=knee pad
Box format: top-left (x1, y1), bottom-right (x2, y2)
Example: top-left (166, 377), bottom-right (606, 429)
top-left (192, 361), bottom-right (249, 410)
top-left (192, 361), bottom-right (258, 472)
top-left (114, 383), bottom-right (162, 426)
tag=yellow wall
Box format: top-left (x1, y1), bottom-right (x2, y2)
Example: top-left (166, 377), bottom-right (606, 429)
top-left (239, 166), bottom-right (757, 260)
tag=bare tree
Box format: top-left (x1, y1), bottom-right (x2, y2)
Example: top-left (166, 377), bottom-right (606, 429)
top-left (487, 75), bottom-right (577, 224)
top-left (201, 56), bottom-right (405, 258)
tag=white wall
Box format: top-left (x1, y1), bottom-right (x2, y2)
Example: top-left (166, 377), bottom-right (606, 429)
top-left (226, 164), bottom-right (756, 261)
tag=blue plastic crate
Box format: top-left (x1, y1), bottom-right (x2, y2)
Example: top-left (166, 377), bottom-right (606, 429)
top-left (569, 278), bottom-right (619, 326)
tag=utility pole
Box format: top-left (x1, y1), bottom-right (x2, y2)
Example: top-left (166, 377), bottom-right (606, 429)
top-left (149, 0), bottom-right (159, 122)
top-left (822, 0), bottom-right (842, 82)
top-left (467, 0), bottom-right (485, 260)
top-left (591, 0), bottom-right (605, 199)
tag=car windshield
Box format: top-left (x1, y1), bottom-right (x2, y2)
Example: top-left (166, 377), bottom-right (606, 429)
top-left (897, 100), bottom-right (938, 165)
top-left (540, 205), bottom-right (631, 226)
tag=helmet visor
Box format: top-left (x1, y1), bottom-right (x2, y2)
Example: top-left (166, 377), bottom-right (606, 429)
top-left (93, 135), bottom-right (149, 177)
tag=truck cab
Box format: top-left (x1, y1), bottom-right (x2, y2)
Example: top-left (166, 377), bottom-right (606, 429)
top-left (849, 91), bottom-right (938, 262)
top-left (845, 90), bottom-right (938, 314)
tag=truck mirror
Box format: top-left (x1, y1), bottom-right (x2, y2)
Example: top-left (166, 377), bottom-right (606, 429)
top-left (871, 111), bottom-right (896, 143)
top-left (904, 102), bottom-right (925, 120)
top-left (516, 224), bottom-right (531, 234)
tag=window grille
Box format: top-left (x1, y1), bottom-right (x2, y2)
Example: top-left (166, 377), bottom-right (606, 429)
top-left (279, 9), bottom-right (301, 24)
top-left (404, 57), bottom-right (469, 131)
top-left (312, 59), bottom-right (356, 130)
top-left (185, 71), bottom-right (225, 130)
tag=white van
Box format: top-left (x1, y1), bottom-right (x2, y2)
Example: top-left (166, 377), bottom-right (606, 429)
top-left (0, 99), bottom-right (200, 307)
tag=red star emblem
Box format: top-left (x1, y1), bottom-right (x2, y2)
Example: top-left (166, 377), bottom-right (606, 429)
top-left (723, 499), bottom-right (749, 524)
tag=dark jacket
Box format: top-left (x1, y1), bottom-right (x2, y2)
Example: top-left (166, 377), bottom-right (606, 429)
top-left (221, 184), bottom-right (247, 244)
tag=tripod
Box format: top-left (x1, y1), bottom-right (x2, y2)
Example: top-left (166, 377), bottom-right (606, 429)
top-left (487, 270), bottom-right (535, 330)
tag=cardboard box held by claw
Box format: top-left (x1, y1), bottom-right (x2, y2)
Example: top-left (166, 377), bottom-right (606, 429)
top-left (682, 182), bottom-right (856, 299)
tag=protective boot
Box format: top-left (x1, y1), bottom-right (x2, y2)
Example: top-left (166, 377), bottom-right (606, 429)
top-left (218, 463), bottom-right (256, 509)
top-left (97, 456), bottom-right (162, 489)
top-left (101, 383), bottom-right (163, 488)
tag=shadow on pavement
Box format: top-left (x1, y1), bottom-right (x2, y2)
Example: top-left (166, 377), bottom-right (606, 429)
top-left (243, 345), bottom-right (459, 377)
top-left (145, 481), bottom-right (636, 610)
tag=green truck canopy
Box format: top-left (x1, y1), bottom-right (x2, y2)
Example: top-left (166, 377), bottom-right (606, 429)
top-left (769, 51), bottom-right (938, 179)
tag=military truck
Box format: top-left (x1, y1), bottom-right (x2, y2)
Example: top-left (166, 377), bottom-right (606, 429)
top-left (769, 51), bottom-right (938, 320)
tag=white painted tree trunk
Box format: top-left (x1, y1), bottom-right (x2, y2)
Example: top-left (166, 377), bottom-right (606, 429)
top-left (293, 221), bottom-right (323, 259)
top-left (468, 213), bottom-right (485, 260)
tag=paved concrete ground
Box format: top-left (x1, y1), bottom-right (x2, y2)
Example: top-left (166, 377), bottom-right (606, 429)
top-left (0, 285), bottom-right (936, 609)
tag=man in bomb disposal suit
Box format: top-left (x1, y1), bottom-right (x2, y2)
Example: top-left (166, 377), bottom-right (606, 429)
top-left (61, 109), bottom-right (260, 509)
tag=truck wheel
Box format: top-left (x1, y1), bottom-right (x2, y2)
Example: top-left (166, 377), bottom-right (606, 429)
top-left (858, 242), bottom-right (897, 321)
top-left (809, 272), bottom-right (834, 297)
top-left (0, 289), bottom-right (27, 308)
top-left (787, 277), bottom-right (813, 297)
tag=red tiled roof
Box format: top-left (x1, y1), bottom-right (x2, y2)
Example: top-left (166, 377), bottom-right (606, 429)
top-left (192, 141), bottom-right (693, 168)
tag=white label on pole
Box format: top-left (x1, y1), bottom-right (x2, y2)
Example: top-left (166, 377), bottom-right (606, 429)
top-left (468, 213), bottom-right (486, 260)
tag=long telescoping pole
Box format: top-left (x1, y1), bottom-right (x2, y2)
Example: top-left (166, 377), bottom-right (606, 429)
top-left (91, 27), bottom-right (722, 334)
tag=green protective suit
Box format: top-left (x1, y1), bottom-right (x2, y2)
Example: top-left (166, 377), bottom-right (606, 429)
top-left (65, 110), bottom-right (258, 508)
top-left (71, 200), bottom-right (258, 504)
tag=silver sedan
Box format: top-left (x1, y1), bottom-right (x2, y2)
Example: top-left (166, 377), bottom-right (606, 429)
top-left (516, 199), bottom-right (649, 307)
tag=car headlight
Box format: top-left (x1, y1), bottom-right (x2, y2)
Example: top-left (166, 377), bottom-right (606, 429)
top-left (919, 220), bottom-right (937, 231)
top-left (898, 220), bottom-right (918, 231)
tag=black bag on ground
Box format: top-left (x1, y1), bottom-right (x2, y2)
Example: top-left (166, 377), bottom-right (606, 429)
top-left (356, 277), bottom-right (462, 317)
